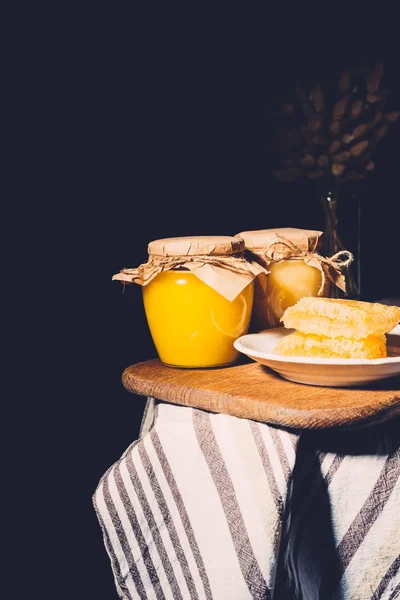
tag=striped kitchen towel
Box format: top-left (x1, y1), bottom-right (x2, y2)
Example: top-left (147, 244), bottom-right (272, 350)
top-left (275, 418), bottom-right (400, 600)
top-left (93, 400), bottom-right (400, 599)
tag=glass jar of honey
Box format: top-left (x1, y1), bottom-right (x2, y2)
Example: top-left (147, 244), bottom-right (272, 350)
top-left (113, 235), bottom-right (267, 368)
top-left (236, 227), bottom-right (351, 331)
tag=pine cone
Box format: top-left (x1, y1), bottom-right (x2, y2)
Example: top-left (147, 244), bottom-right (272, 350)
top-left (266, 61), bottom-right (399, 184)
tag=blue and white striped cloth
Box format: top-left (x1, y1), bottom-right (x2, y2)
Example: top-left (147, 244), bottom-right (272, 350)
top-left (93, 399), bottom-right (400, 599)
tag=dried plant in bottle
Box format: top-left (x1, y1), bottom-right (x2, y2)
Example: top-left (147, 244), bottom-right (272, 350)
top-left (265, 61), bottom-right (399, 184)
top-left (264, 60), bottom-right (399, 300)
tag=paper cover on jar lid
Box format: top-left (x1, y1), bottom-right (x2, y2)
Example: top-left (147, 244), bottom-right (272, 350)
top-left (148, 235), bottom-right (245, 256)
top-left (236, 227), bottom-right (353, 295)
top-left (236, 227), bottom-right (323, 257)
top-left (112, 234), bottom-right (268, 302)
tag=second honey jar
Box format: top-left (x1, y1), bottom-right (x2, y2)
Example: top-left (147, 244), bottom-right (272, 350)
top-left (236, 227), bottom-right (351, 331)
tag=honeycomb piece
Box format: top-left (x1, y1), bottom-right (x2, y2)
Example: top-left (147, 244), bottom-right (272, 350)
top-left (281, 297), bottom-right (400, 338)
top-left (274, 331), bottom-right (387, 359)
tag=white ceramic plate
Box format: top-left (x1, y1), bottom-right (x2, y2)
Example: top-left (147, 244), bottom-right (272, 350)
top-left (234, 325), bottom-right (400, 387)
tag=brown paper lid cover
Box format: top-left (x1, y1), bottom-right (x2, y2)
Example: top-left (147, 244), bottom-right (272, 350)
top-left (235, 227), bottom-right (353, 295)
top-left (148, 235), bottom-right (244, 257)
top-left (236, 228), bottom-right (322, 252)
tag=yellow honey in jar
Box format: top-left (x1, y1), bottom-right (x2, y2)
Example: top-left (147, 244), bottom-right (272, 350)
top-left (236, 228), bottom-right (327, 331)
top-left (255, 259), bottom-right (322, 329)
top-left (143, 269), bottom-right (254, 368)
top-left (113, 235), bottom-right (264, 368)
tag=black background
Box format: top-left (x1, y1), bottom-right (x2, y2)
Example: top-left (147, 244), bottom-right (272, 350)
top-left (7, 4), bottom-right (400, 598)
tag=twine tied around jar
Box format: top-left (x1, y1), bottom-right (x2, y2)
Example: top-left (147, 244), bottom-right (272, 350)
top-left (114, 253), bottom-right (267, 285)
top-left (252, 234), bottom-right (354, 295)
top-left (112, 252), bottom-right (269, 302)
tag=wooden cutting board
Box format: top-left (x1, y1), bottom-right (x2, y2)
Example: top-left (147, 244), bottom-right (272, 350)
top-left (122, 359), bottom-right (400, 430)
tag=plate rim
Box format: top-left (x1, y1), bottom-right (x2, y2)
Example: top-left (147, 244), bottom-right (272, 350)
top-left (234, 324), bottom-right (400, 367)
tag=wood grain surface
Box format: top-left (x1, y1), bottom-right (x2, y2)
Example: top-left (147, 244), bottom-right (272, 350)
top-left (122, 359), bottom-right (400, 430)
